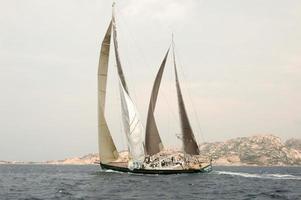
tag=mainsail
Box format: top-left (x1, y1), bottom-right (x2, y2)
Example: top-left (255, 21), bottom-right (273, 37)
top-left (112, 7), bottom-right (128, 94)
top-left (172, 43), bottom-right (200, 155)
top-left (145, 48), bottom-right (170, 156)
top-left (112, 5), bottom-right (145, 162)
top-left (98, 21), bottom-right (119, 163)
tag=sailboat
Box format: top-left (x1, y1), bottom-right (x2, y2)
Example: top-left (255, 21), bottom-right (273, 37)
top-left (97, 4), bottom-right (212, 174)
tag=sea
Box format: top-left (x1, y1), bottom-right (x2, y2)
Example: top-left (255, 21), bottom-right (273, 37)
top-left (0, 165), bottom-right (300, 200)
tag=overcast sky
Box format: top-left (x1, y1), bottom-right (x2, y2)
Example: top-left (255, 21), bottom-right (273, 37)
top-left (1, 0), bottom-right (300, 161)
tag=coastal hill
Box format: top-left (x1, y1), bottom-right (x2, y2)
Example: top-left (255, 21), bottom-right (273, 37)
top-left (1, 135), bottom-right (300, 166)
top-left (43, 135), bottom-right (301, 166)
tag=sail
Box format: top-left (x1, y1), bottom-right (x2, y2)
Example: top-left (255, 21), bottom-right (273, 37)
top-left (111, 5), bottom-right (145, 162)
top-left (98, 21), bottom-right (119, 164)
top-left (145, 48), bottom-right (170, 156)
top-left (119, 80), bottom-right (145, 163)
top-left (112, 8), bottom-right (128, 94)
top-left (172, 45), bottom-right (200, 155)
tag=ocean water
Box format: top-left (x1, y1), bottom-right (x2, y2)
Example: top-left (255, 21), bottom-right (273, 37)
top-left (0, 165), bottom-right (300, 200)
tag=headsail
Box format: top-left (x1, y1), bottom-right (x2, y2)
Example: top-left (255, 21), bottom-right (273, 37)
top-left (119, 80), bottom-right (145, 163)
top-left (145, 48), bottom-right (170, 156)
top-left (172, 42), bottom-right (200, 155)
top-left (98, 21), bottom-right (119, 163)
top-left (112, 5), bottom-right (145, 163)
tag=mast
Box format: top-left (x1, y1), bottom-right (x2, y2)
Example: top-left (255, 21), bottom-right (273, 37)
top-left (172, 36), bottom-right (200, 155)
top-left (97, 21), bottom-right (119, 164)
top-left (145, 48), bottom-right (170, 156)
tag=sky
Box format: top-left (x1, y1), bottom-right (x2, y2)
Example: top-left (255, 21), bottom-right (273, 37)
top-left (0, 0), bottom-right (300, 161)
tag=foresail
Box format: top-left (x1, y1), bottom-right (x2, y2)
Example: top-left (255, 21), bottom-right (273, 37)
top-left (145, 48), bottom-right (170, 156)
top-left (98, 21), bottom-right (119, 163)
top-left (172, 46), bottom-right (200, 155)
top-left (119, 80), bottom-right (145, 162)
top-left (112, 7), bottom-right (145, 162)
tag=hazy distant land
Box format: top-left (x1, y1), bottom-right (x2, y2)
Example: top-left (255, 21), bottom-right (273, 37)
top-left (1, 135), bottom-right (300, 166)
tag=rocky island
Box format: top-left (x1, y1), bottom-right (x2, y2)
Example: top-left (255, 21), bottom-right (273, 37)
top-left (200, 135), bottom-right (301, 166)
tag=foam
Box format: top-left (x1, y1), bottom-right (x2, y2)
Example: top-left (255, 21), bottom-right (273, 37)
top-left (216, 171), bottom-right (301, 180)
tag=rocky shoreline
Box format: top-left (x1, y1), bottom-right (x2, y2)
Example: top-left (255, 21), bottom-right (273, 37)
top-left (1, 135), bottom-right (300, 166)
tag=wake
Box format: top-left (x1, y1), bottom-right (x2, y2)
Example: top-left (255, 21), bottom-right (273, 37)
top-left (216, 171), bottom-right (301, 180)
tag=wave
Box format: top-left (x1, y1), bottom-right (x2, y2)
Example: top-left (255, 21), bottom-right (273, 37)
top-left (216, 171), bottom-right (301, 180)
